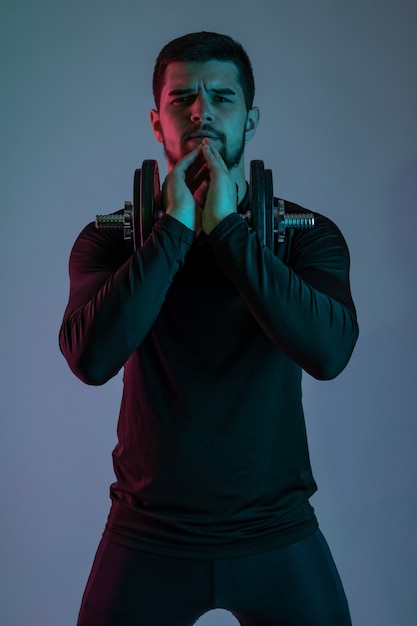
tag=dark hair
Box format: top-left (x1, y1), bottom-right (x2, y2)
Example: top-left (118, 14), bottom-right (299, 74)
top-left (152, 32), bottom-right (255, 110)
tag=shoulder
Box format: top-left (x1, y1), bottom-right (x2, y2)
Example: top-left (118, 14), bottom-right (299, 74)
top-left (276, 198), bottom-right (351, 267)
top-left (69, 217), bottom-right (129, 272)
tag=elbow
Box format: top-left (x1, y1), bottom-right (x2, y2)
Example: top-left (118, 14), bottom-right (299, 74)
top-left (306, 354), bottom-right (353, 381)
top-left (306, 325), bottom-right (359, 381)
top-left (61, 350), bottom-right (116, 386)
top-left (71, 355), bottom-right (116, 386)
top-left (59, 332), bottom-right (118, 387)
top-left (308, 361), bottom-right (348, 381)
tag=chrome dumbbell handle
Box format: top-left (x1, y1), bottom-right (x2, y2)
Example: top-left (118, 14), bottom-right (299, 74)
top-left (96, 202), bottom-right (134, 239)
top-left (275, 199), bottom-right (315, 242)
top-left (96, 201), bottom-right (315, 244)
top-left (96, 202), bottom-right (134, 240)
top-left (240, 199), bottom-right (315, 243)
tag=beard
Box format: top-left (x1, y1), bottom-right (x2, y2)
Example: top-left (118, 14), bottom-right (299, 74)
top-left (163, 127), bottom-right (246, 171)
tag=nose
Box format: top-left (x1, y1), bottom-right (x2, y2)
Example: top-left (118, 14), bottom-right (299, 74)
top-left (190, 94), bottom-right (214, 123)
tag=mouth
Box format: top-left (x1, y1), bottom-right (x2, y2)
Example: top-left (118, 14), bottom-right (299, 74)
top-left (185, 131), bottom-right (221, 143)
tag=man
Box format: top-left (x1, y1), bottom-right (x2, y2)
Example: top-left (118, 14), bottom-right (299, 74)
top-left (60, 32), bottom-right (358, 626)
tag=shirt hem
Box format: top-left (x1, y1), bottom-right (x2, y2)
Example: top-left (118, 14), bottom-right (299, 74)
top-left (102, 516), bottom-right (319, 560)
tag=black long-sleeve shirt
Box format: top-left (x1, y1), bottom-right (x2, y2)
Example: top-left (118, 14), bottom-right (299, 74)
top-left (60, 197), bottom-right (358, 558)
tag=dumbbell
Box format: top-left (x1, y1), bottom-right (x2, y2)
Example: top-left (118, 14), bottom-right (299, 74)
top-left (96, 160), bottom-right (314, 250)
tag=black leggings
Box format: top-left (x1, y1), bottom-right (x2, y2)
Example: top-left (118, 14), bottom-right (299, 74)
top-left (77, 530), bottom-right (352, 626)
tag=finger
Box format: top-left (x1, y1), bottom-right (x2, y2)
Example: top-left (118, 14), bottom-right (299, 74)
top-left (192, 178), bottom-right (210, 213)
top-left (184, 150), bottom-right (206, 183)
top-left (174, 144), bottom-right (204, 176)
top-left (187, 161), bottom-right (209, 194)
top-left (201, 140), bottom-right (228, 172)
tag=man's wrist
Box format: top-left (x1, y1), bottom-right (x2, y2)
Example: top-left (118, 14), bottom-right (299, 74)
top-left (165, 207), bottom-right (198, 232)
top-left (202, 210), bottom-right (236, 235)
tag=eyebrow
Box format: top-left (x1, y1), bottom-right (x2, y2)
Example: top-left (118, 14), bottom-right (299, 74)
top-left (167, 87), bottom-right (237, 97)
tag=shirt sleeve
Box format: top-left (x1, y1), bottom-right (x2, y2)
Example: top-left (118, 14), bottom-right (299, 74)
top-left (207, 210), bottom-right (359, 380)
top-left (59, 214), bottom-right (195, 385)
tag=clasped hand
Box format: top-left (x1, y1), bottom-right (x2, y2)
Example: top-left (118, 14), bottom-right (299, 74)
top-left (163, 139), bottom-right (238, 234)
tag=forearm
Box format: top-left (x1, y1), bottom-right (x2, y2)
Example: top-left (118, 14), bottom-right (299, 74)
top-left (208, 213), bottom-right (359, 380)
top-left (59, 215), bottom-right (194, 385)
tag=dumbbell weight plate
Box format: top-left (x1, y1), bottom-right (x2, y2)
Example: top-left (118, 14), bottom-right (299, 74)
top-left (264, 167), bottom-right (274, 251)
top-left (250, 160), bottom-right (274, 249)
top-left (133, 168), bottom-right (141, 249)
top-left (133, 160), bottom-right (161, 249)
top-left (250, 160), bottom-right (266, 247)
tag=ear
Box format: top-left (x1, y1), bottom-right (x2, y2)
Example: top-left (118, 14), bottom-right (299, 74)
top-left (150, 109), bottom-right (164, 144)
top-left (244, 106), bottom-right (260, 142)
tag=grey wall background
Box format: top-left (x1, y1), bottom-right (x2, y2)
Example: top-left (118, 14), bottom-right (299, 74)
top-left (1, 1), bottom-right (416, 624)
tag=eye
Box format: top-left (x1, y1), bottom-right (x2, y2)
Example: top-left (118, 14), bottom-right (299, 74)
top-left (171, 95), bottom-right (194, 105)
